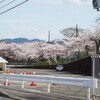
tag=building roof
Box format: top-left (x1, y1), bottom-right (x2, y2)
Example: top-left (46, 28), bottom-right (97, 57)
top-left (0, 57), bottom-right (8, 63)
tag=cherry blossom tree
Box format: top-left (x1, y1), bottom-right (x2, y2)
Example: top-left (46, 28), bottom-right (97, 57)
top-left (89, 25), bottom-right (100, 54)
top-left (61, 25), bottom-right (84, 38)
top-left (0, 26), bottom-right (99, 65)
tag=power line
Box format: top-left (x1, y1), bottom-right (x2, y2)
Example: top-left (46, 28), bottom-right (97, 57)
top-left (0, 0), bottom-right (29, 16)
top-left (0, 0), bottom-right (16, 10)
top-left (0, 0), bottom-right (6, 3)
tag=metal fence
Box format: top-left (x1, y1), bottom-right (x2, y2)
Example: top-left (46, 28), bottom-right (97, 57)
top-left (91, 54), bottom-right (100, 98)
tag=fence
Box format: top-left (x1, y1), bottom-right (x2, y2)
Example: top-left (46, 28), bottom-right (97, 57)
top-left (91, 54), bottom-right (100, 97)
top-left (3, 73), bottom-right (97, 100)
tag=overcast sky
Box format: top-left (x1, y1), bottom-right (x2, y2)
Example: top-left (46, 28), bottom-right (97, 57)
top-left (0, 0), bottom-right (99, 41)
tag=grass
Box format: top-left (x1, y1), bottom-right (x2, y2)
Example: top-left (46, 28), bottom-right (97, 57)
top-left (8, 55), bottom-right (89, 67)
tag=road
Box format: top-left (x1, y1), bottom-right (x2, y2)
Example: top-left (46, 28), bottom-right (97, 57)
top-left (0, 84), bottom-right (84, 100)
top-left (0, 69), bottom-right (100, 100)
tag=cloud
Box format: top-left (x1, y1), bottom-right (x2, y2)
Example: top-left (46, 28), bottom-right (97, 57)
top-left (29, 0), bottom-right (90, 6)
top-left (61, 0), bottom-right (81, 5)
top-left (59, 0), bottom-right (90, 5)
top-left (35, 33), bottom-right (47, 40)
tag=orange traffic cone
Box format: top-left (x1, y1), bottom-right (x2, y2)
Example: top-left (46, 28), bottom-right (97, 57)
top-left (4, 70), bottom-right (10, 74)
top-left (14, 70), bottom-right (17, 74)
top-left (30, 81), bottom-right (36, 86)
top-left (4, 79), bottom-right (10, 86)
top-left (26, 71), bottom-right (28, 74)
top-left (32, 71), bottom-right (35, 75)
top-left (20, 71), bottom-right (23, 75)
top-left (30, 71), bottom-right (37, 86)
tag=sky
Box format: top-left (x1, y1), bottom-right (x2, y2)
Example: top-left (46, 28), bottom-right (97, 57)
top-left (0, 0), bottom-right (99, 41)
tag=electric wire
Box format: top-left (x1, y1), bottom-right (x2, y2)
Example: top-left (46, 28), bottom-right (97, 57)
top-left (0, 0), bottom-right (16, 10)
top-left (0, 0), bottom-right (29, 15)
top-left (0, 0), bottom-right (6, 3)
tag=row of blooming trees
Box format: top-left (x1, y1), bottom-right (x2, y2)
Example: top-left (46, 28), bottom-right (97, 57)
top-left (0, 25), bottom-right (99, 65)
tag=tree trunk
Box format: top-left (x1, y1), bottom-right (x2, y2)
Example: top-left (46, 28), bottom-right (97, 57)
top-left (96, 43), bottom-right (100, 54)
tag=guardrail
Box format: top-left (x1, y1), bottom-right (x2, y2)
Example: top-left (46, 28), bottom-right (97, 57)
top-left (3, 73), bottom-right (98, 100)
top-left (7, 65), bottom-right (27, 67)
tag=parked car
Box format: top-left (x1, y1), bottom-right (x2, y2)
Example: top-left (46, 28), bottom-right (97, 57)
top-left (56, 65), bottom-right (64, 71)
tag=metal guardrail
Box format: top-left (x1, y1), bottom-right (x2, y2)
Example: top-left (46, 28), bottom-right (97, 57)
top-left (7, 65), bottom-right (27, 67)
top-left (3, 73), bottom-right (97, 88)
top-left (2, 73), bottom-right (98, 100)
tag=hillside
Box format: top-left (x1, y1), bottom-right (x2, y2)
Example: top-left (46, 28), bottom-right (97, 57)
top-left (3, 38), bottom-right (45, 43)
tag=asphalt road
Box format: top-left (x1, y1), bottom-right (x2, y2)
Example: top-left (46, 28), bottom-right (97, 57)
top-left (0, 85), bottom-right (84, 100)
top-left (0, 68), bottom-right (100, 100)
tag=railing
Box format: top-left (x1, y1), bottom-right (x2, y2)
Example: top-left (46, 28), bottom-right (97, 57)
top-left (3, 73), bottom-right (97, 100)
